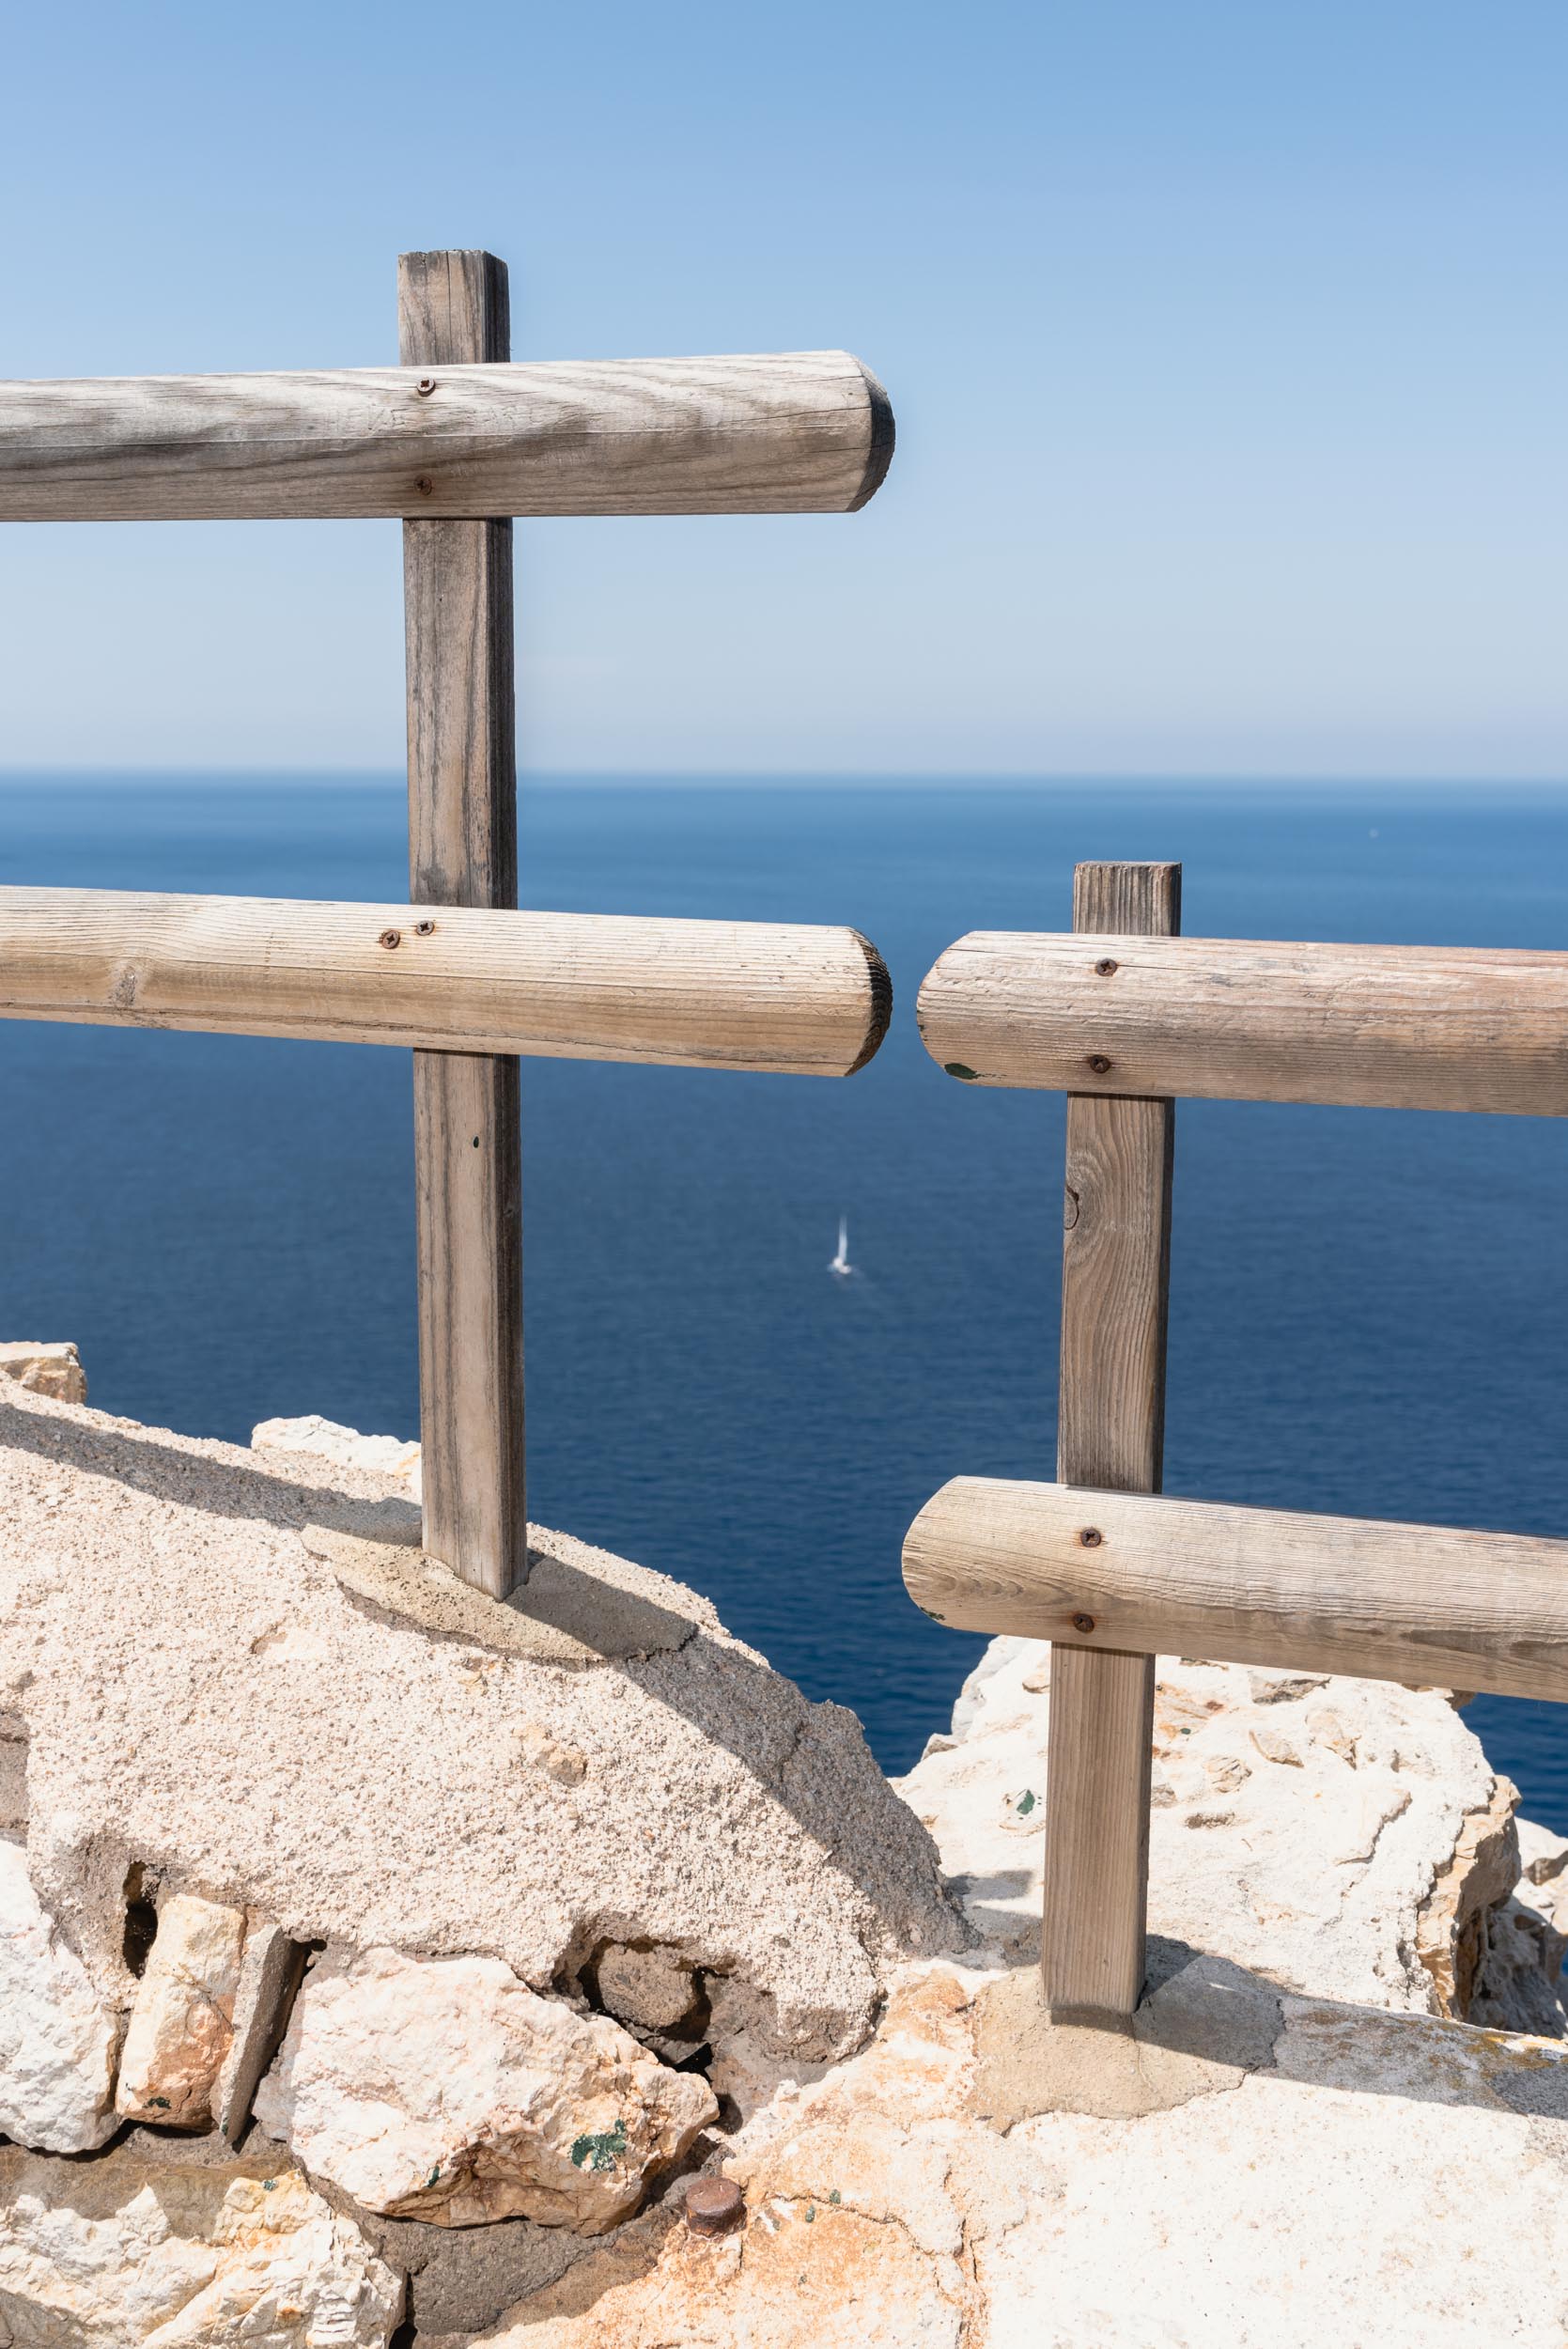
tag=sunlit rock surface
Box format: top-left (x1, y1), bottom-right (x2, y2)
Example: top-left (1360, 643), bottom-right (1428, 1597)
top-left (0, 2142), bottom-right (403, 2346)
top-left (474, 1641), bottom-right (1568, 2348)
top-left (254, 1945), bottom-right (718, 2232)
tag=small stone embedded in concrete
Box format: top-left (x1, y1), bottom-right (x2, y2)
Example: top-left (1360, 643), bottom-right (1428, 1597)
top-left (253, 1945), bottom-right (719, 2232)
top-left (1246, 1671), bottom-right (1327, 1705)
top-left (0, 1840), bottom-right (118, 2154)
top-left (116, 1891), bottom-right (245, 2128)
top-left (0, 1341), bottom-right (85, 1406)
top-left (1250, 1724), bottom-right (1304, 1767)
top-left (598, 1943), bottom-right (699, 2037)
top-left (217, 1917), bottom-right (308, 2144)
top-left (0, 1715), bottom-right (26, 1835)
top-left (514, 1721), bottom-right (589, 1785)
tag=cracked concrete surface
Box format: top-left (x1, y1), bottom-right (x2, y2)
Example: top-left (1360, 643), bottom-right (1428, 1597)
top-left (0, 1385), bottom-right (960, 2092)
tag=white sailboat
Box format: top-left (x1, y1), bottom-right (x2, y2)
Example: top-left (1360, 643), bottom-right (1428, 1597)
top-left (829, 1215), bottom-right (853, 1277)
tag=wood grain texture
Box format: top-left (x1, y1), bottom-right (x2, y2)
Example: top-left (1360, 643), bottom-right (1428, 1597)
top-left (400, 250), bottom-right (523, 1603)
top-left (0, 888), bottom-right (893, 1075)
top-left (919, 930), bottom-right (1568, 1116)
top-left (904, 1477), bottom-right (1568, 1705)
top-left (1044, 861), bottom-right (1179, 2022)
top-left (0, 350), bottom-right (893, 520)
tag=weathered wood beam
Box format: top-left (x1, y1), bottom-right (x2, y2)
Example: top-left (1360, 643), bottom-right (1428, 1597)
top-left (919, 931), bottom-right (1568, 1116)
top-left (904, 1477), bottom-right (1568, 1707)
top-left (0, 887), bottom-right (893, 1077)
top-left (0, 351), bottom-right (894, 521)
top-left (1043, 862), bottom-right (1178, 2023)
top-left (399, 248), bottom-right (524, 1604)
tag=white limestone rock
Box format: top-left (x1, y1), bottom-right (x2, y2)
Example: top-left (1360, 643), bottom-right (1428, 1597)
top-left (251, 1414), bottom-right (422, 1495)
top-left (0, 1343), bottom-right (85, 1407)
top-left (116, 1892), bottom-right (245, 2128)
top-left (1471, 1817), bottom-right (1568, 2037)
top-left (0, 2142), bottom-right (403, 2345)
top-left (899, 1636), bottom-right (1542, 2018)
top-left (471, 1921), bottom-right (1568, 2347)
top-left (0, 1840), bottom-right (117, 2155)
top-left (253, 1944), bottom-right (719, 2232)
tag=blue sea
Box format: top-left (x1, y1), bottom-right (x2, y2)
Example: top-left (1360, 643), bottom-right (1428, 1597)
top-left (4, 776), bottom-right (1568, 1828)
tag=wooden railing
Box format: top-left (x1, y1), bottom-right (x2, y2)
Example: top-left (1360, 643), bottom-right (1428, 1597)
top-left (0, 244), bottom-right (893, 1601)
top-left (904, 859), bottom-right (1568, 2024)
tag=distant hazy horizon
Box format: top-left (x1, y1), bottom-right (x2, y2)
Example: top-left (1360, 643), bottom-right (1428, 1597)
top-left (5, 768), bottom-right (1565, 794)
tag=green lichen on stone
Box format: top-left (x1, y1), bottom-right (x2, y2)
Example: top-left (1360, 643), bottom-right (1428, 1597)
top-left (570, 2120), bottom-right (629, 2174)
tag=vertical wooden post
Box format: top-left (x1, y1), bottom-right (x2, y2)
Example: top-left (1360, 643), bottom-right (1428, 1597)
top-left (398, 250), bottom-right (526, 1599)
top-left (1042, 860), bottom-right (1180, 2019)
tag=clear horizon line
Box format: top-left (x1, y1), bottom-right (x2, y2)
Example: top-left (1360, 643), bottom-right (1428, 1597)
top-left (1, 765), bottom-right (1565, 793)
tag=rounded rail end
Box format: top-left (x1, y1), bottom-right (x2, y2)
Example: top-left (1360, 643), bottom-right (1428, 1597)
top-left (902, 1479), bottom-right (975, 1624)
top-left (847, 363), bottom-right (896, 511)
top-left (844, 930), bottom-right (894, 1074)
top-left (915, 941), bottom-right (987, 1082)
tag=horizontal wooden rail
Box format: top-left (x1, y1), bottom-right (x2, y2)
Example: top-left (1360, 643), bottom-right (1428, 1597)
top-left (904, 1478), bottom-right (1568, 1704)
top-left (0, 353), bottom-right (893, 521)
top-left (0, 888), bottom-right (891, 1076)
top-left (918, 932), bottom-right (1568, 1115)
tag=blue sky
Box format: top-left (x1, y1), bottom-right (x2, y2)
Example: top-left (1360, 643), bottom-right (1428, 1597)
top-left (3, 0), bottom-right (1563, 779)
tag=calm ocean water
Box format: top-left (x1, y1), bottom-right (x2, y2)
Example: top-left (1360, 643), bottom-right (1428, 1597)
top-left (4, 776), bottom-right (1568, 1828)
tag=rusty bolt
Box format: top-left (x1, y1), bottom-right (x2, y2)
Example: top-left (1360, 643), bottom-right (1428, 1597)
top-left (416, 475), bottom-right (434, 496)
top-left (414, 919), bottom-right (436, 936)
top-left (379, 929), bottom-right (401, 950)
top-left (1094, 957), bottom-right (1119, 976)
top-left (1071, 1612), bottom-right (1096, 1635)
top-left (1079, 1527), bottom-right (1102, 1548)
top-left (1085, 1053), bottom-right (1112, 1075)
top-left (416, 376), bottom-right (437, 396)
top-left (685, 2176), bottom-right (744, 2237)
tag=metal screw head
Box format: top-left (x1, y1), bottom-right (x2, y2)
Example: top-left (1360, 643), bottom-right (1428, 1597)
top-left (1071, 1611), bottom-right (1096, 1634)
top-left (685, 2176), bottom-right (744, 2237)
top-left (416, 376), bottom-right (437, 396)
top-left (413, 919), bottom-right (436, 936)
top-left (1094, 957), bottom-right (1119, 976)
top-left (1085, 1053), bottom-right (1112, 1075)
top-left (379, 929), bottom-right (401, 950)
top-left (1079, 1527), bottom-right (1102, 1548)
top-left (415, 475), bottom-right (434, 496)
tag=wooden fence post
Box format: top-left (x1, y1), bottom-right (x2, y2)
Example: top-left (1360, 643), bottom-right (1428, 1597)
top-left (398, 250), bottom-right (526, 1599)
top-left (1042, 860), bottom-right (1180, 2019)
